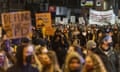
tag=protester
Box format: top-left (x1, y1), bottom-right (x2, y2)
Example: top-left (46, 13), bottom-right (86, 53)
top-left (38, 50), bottom-right (61, 72)
top-left (47, 51), bottom-right (62, 72)
top-left (0, 49), bottom-right (11, 72)
top-left (86, 29), bottom-right (93, 41)
top-left (112, 28), bottom-right (120, 52)
top-left (6, 45), bottom-right (39, 72)
top-left (86, 40), bottom-right (97, 54)
top-left (67, 39), bottom-right (85, 59)
top-left (63, 52), bottom-right (83, 72)
top-left (94, 35), bottom-right (119, 72)
top-left (52, 29), bottom-right (69, 68)
top-left (82, 54), bottom-right (107, 72)
top-left (78, 30), bottom-right (87, 47)
top-left (0, 23), bottom-right (120, 72)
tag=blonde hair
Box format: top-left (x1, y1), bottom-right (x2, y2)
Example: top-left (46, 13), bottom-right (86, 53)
top-left (82, 53), bottom-right (107, 72)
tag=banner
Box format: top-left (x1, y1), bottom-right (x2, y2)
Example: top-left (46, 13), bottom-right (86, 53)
top-left (89, 9), bottom-right (115, 25)
top-left (35, 13), bottom-right (54, 36)
top-left (1, 11), bottom-right (31, 39)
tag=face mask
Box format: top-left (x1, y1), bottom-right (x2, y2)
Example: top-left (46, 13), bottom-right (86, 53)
top-left (26, 55), bottom-right (32, 64)
top-left (96, 29), bottom-right (98, 31)
top-left (26, 45), bottom-right (34, 57)
top-left (82, 32), bottom-right (87, 36)
top-left (91, 48), bottom-right (96, 52)
top-left (88, 31), bottom-right (91, 33)
top-left (42, 48), bottom-right (48, 53)
top-left (27, 45), bottom-right (34, 53)
top-left (86, 64), bottom-right (94, 70)
top-left (109, 42), bottom-right (113, 47)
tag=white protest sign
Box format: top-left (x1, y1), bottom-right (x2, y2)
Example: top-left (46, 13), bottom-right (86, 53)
top-left (63, 18), bottom-right (68, 24)
top-left (55, 17), bottom-right (61, 24)
top-left (70, 16), bottom-right (76, 23)
top-left (78, 17), bottom-right (85, 24)
top-left (89, 9), bottom-right (115, 25)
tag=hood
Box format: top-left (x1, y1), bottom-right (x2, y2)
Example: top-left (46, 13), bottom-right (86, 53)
top-left (64, 52), bottom-right (83, 72)
top-left (86, 40), bottom-right (96, 49)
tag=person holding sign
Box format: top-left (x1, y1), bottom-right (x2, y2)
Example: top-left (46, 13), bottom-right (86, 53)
top-left (36, 18), bottom-right (45, 39)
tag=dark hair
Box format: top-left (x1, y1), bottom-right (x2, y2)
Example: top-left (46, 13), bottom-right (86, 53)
top-left (15, 45), bottom-right (28, 66)
top-left (21, 37), bottom-right (30, 44)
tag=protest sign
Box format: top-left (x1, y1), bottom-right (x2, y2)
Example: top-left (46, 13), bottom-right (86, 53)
top-left (89, 9), bottom-right (115, 25)
top-left (78, 17), bottom-right (85, 24)
top-left (70, 16), bottom-right (76, 23)
top-left (35, 13), bottom-right (54, 36)
top-left (36, 13), bottom-right (52, 28)
top-left (1, 11), bottom-right (31, 39)
top-left (63, 17), bottom-right (68, 24)
top-left (55, 17), bottom-right (61, 24)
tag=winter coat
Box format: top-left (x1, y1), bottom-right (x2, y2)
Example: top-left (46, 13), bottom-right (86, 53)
top-left (6, 64), bottom-right (39, 72)
top-left (94, 47), bottom-right (119, 72)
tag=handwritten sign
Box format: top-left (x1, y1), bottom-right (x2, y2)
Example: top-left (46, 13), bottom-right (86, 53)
top-left (36, 13), bottom-right (52, 28)
top-left (1, 11), bottom-right (31, 39)
top-left (36, 13), bottom-right (54, 36)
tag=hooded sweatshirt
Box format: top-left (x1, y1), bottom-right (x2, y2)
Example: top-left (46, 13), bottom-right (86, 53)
top-left (63, 52), bottom-right (83, 72)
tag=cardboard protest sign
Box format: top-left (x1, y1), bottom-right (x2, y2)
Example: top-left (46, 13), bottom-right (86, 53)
top-left (35, 13), bottom-right (52, 28)
top-left (35, 13), bottom-right (54, 36)
top-left (45, 26), bottom-right (55, 36)
top-left (1, 11), bottom-right (31, 39)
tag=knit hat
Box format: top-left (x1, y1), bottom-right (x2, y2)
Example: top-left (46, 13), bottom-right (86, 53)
top-left (86, 40), bottom-right (96, 49)
top-left (102, 35), bottom-right (112, 43)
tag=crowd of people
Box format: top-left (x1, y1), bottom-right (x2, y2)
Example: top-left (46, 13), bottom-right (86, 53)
top-left (0, 24), bottom-right (120, 72)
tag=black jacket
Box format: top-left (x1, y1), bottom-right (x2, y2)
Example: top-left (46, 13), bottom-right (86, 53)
top-left (94, 47), bottom-right (119, 72)
top-left (6, 64), bottom-right (39, 72)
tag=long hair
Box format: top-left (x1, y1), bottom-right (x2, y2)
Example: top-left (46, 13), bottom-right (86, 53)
top-left (47, 50), bottom-right (61, 72)
top-left (82, 53), bottom-right (107, 72)
top-left (15, 45), bottom-right (27, 66)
